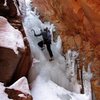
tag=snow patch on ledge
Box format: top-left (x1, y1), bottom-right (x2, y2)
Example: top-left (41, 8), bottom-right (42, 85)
top-left (9, 77), bottom-right (31, 95)
top-left (0, 16), bottom-right (25, 54)
top-left (31, 76), bottom-right (89, 100)
top-left (0, 83), bottom-right (10, 100)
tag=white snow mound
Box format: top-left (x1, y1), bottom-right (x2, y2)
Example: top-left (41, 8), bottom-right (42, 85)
top-left (0, 16), bottom-right (25, 54)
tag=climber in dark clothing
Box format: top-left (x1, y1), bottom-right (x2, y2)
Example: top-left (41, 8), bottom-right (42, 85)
top-left (34, 27), bottom-right (54, 61)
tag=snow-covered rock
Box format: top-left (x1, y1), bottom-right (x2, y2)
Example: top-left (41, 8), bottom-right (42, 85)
top-left (0, 16), bottom-right (25, 54)
top-left (0, 77), bottom-right (32, 100)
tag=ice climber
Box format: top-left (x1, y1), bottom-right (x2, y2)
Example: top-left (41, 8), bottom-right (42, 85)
top-left (34, 27), bottom-right (54, 61)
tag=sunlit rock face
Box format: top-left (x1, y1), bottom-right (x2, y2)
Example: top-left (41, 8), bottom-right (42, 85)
top-left (32, 0), bottom-right (100, 99)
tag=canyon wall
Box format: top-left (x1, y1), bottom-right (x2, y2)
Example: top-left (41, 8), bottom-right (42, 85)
top-left (0, 0), bottom-right (32, 85)
top-left (32, 0), bottom-right (100, 99)
top-left (0, 1), bottom-right (33, 99)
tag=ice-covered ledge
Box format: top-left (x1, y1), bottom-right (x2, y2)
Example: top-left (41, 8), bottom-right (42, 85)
top-left (0, 16), bottom-right (25, 54)
top-left (0, 77), bottom-right (32, 100)
top-left (9, 77), bottom-right (31, 95)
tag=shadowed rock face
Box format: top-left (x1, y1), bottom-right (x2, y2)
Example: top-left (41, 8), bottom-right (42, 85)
top-left (32, 0), bottom-right (100, 99)
top-left (5, 88), bottom-right (32, 100)
top-left (0, 47), bottom-right (21, 84)
top-left (0, 0), bottom-right (17, 17)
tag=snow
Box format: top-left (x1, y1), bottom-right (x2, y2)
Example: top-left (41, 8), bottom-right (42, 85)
top-left (31, 76), bottom-right (89, 100)
top-left (0, 83), bottom-right (11, 100)
top-left (17, 0), bottom-right (27, 17)
top-left (56, 35), bottom-right (62, 53)
top-left (4, 0), bottom-right (7, 6)
top-left (0, 16), bottom-right (25, 54)
top-left (18, 94), bottom-right (27, 98)
top-left (13, 0), bottom-right (21, 16)
top-left (82, 63), bottom-right (93, 100)
top-left (9, 77), bottom-right (31, 95)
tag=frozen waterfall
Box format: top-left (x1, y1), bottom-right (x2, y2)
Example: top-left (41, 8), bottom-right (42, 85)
top-left (20, 0), bottom-right (92, 100)
top-left (23, 3), bottom-right (80, 93)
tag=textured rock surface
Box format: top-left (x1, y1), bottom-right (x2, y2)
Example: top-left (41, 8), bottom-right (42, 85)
top-left (32, 0), bottom-right (100, 99)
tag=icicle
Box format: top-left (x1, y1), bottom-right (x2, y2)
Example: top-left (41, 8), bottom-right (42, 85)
top-left (56, 36), bottom-right (62, 53)
top-left (13, 0), bottom-right (21, 16)
top-left (34, 7), bottom-right (38, 15)
top-left (87, 63), bottom-right (93, 80)
top-left (3, 0), bottom-right (7, 6)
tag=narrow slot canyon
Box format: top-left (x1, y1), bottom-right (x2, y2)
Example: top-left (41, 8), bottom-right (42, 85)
top-left (0, 0), bottom-right (100, 100)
